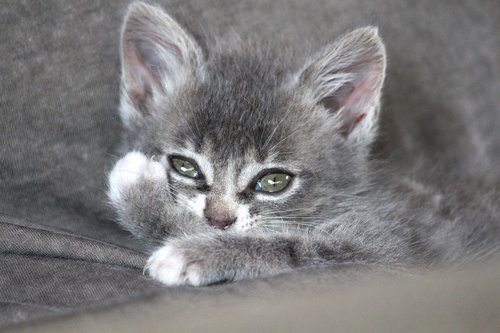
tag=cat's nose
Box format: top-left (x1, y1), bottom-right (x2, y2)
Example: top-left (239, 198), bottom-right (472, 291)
top-left (204, 210), bottom-right (236, 230)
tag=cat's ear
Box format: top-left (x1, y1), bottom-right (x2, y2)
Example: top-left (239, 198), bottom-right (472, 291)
top-left (119, 2), bottom-right (203, 128)
top-left (297, 27), bottom-right (386, 145)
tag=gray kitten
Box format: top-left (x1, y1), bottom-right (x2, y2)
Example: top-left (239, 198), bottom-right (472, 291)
top-left (108, 2), bottom-right (500, 286)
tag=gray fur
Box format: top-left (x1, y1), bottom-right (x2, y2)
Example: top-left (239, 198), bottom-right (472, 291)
top-left (109, 2), bottom-right (500, 285)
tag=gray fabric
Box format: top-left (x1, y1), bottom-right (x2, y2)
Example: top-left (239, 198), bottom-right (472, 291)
top-left (6, 262), bottom-right (500, 333)
top-left (0, 254), bottom-right (159, 325)
top-left (0, 1), bottom-right (133, 246)
top-left (0, 215), bottom-right (145, 268)
top-left (0, 0), bottom-right (499, 329)
top-left (0, 214), bottom-right (160, 326)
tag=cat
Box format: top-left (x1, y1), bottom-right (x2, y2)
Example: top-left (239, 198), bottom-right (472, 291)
top-left (107, 1), bottom-right (500, 286)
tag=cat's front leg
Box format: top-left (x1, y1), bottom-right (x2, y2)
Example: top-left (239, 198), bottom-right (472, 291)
top-left (108, 151), bottom-right (197, 244)
top-left (146, 232), bottom-right (369, 286)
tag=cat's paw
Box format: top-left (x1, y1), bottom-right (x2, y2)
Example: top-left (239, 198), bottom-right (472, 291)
top-left (145, 235), bottom-right (291, 287)
top-left (146, 243), bottom-right (204, 286)
top-left (108, 151), bottom-right (165, 204)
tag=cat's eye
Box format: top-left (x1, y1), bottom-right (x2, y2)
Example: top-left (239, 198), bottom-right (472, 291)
top-left (255, 172), bottom-right (292, 193)
top-left (170, 157), bottom-right (201, 179)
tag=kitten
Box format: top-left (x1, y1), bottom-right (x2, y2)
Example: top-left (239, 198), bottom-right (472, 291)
top-left (108, 2), bottom-right (500, 286)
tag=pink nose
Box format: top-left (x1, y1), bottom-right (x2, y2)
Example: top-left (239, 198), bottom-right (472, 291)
top-left (205, 211), bottom-right (236, 229)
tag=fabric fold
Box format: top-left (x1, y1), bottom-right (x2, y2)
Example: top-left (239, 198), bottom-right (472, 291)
top-left (0, 215), bottom-right (146, 270)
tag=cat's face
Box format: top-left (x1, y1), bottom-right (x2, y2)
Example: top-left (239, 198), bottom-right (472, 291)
top-left (138, 64), bottom-right (355, 232)
top-left (117, 3), bottom-right (385, 233)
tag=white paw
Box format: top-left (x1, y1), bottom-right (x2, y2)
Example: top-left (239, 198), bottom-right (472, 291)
top-left (146, 244), bottom-right (202, 286)
top-left (108, 151), bottom-right (165, 204)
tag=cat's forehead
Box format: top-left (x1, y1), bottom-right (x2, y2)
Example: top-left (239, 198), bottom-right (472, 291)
top-left (154, 51), bottom-right (332, 166)
top-left (182, 138), bottom-right (286, 171)
top-left (179, 54), bottom-right (299, 160)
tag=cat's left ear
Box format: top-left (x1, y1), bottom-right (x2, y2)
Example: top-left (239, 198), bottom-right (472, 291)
top-left (119, 2), bottom-right (204, 128)
top-left (296, 27), bottom-right (386, 145)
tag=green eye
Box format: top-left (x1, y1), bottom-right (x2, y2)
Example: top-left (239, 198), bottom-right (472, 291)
top-left (171, 157), bottom-right (200, 179)
top-left (255, 172), bottom-right (292, 193)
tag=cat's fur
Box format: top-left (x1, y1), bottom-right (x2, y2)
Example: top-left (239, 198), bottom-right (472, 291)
top-left (108, 2), bottom-right (500, 286)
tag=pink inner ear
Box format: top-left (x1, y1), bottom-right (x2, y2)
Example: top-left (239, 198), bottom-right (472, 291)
top-left (342, 71), bottom-right (380, 111)
top-left (129, 85), bottom-right (152, 115)
top-left (123, 42), bottom-right (160, 113)
top-left (335, 68), bottom-right (382, 136)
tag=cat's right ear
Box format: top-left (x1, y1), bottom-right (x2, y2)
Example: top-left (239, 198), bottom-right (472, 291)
top-left (119, 2), bottom-right (203, 128)
top-left (295, 27), bottom-right (386, 147)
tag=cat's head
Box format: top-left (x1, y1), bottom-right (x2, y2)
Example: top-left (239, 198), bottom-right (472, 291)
top-left (118, 2), bottom-right (386, 232)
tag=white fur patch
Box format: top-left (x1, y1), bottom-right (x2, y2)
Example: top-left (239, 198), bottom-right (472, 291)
top-left (170, 171), bottom-right (197, 186)
top-left (238, 162), bottom-right (264, 190)
top-left (223, 162), bottom-right (237, 202)
top-left (233, 204), bottom-right (252, 231)
top-left (108, 151), bottom-right (166, 204)
top-left (146, 244), bottom-right (202, 286)
top-left (178, 193), bottom-right (206, 218)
